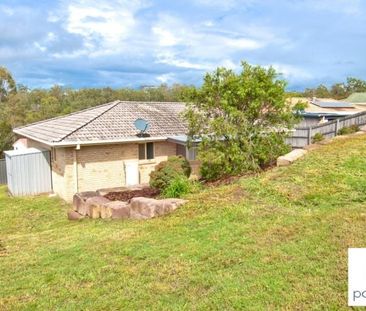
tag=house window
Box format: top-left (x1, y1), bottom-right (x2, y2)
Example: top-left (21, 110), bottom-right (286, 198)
top-left (138, 142), bottom-right (154, 160)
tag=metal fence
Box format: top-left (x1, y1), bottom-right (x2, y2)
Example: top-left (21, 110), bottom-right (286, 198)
top-left (0, 159), bottom-right (7, 184)
top-left (5, 149), bottom-right (52, 196)
top-left (286, 111), bottom-right (366, 148)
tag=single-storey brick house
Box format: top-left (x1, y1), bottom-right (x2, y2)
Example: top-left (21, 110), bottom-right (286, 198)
top-left (13, 101), bottom-right (199, 202)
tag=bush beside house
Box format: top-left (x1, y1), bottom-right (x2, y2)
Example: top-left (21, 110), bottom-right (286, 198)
top-left (150, 156), bottom-right (195, 198)
top-left (150, 156), bottom-right (191, 189)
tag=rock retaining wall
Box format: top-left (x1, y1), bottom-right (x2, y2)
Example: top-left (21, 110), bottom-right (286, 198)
top-left (68, 191), bottom-right (186, 220)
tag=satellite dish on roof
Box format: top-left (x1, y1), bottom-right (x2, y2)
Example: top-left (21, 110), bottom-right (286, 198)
top-left (134, 118), bottom-right (150, 137)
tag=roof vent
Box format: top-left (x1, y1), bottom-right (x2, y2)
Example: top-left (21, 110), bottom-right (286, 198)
top-left (134, 118), bottom-right (150, 137)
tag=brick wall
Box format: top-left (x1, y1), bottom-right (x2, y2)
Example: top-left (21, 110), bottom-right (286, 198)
top-left (51, 147), bottom-right (75, 201)
top-left (76, 144), bottom-right (138, 193)
top-left (24, 139), bottom-right (180, 202)
top-left (54, 141), bottom-right (177, 201)
top-left (23, 139), bottom-right (196, 202)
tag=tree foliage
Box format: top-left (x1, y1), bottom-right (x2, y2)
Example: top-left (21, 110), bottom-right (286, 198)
top-left (303, 77), bottom-right (366, 99)
top-left (0, 67), bottom-right (16, 103)
top-left (184, 62), bottom-right (295, 180)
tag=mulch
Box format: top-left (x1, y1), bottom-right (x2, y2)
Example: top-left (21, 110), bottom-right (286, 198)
top-left (204, 162), bottom-right (277, 187)
top-left (104, 187), bottom-right (160, 202)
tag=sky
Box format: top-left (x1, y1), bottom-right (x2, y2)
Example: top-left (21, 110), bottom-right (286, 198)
top-left (0, 0), bottom-right (365, 90)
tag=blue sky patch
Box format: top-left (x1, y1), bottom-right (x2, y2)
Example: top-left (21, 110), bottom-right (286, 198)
top-left (1, 0), bottom-right (365, 90)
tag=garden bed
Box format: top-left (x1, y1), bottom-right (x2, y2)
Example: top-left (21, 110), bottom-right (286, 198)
top-left (104, 187), bottom-right (160, 202)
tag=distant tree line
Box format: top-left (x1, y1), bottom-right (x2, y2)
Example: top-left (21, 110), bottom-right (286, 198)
top-left (302, 77), bottom-right (366, 99)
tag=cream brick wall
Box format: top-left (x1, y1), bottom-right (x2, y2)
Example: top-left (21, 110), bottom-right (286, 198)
top-left (54, 141), bottom-right (177, 201)
top-left (51, 147), bottom-right (75, 201)
top-left (76, 144), bottom-right (138, 193)
top-left (23, 139), bottom-right (180, 202)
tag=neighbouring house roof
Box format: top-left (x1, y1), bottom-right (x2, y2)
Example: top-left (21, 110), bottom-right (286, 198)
top-left (14, 101), bottom-right (188, 146)
top-left (311, 98), bottom-right (353, 108)
top-left (345, 92), bottom-right (366, 104)
top-left (290, 97), bottom-right (364, 115)
top-left (298, 111), bottom-right (358, 118)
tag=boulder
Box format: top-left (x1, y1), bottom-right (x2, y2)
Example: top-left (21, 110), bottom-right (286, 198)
top-left (73, 191), bottom-right (98, 216)
top-left (130, 197), bottom-right (186, 218)
top-left (277, 149), bottom-right (307, 167)
top-left (96, 187), bottom-right (128, 197)
top-left (100, 204), bottom-right (112, 219)
top-left (67, 210), bottom-right (84, 220)
top-left (86, 196), bottom-right (110, 219)
top-left (100, 201), bottom-right (128, 219)
top-left (102, 201), bottom-right (131, 219)
top-left (152, 198), bottom-right (186, 217)
top-left (130, 197), bottom-right (157, 218)
top-left (162, 198), bottom-right (187, 208)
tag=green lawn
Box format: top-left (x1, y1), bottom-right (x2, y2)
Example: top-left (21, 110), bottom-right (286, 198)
top-left (2, 135), bottom-right (366, 310)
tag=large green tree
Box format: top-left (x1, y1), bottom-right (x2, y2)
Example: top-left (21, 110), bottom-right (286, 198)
top-left (184, 62), bottom-right (296, 180)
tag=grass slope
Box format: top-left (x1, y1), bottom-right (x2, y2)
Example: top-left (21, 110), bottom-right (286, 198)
top-left (2, 135), bottom-right (366, 310)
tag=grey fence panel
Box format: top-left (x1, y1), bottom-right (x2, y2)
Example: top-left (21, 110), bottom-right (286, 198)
top-left (288, 111), bottom-right (366, 148)
top-left (311, 121), bottom-right (337, 140)
top-left (0, 159), bottom-right (6, 184)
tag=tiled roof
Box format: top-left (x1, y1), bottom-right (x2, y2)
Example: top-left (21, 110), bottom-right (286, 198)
top-left (14, 101), bottom-right (188, 145)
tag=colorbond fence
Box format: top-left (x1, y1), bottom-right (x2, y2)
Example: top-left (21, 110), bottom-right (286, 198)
top-left (286, 111), bottom-right (366, 148)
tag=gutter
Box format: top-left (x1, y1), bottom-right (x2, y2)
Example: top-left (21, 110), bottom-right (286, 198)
top-left (13, 130), bottom-right (170, 147)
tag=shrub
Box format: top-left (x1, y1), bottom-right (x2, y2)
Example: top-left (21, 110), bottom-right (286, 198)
top-left (150, 156), bottom-right (191, 190)
top-left (184, 62), bottom-right (297, 181)
top-left (198, 132), bottom-right (291, 181)
top-left (338, 124), bottom-right (360, 135)
top-left (165, 155), bottom-right (191, 177)
top-left (162, 176), bottom-right (191, 198)
top-left (312, 132), bottom-right (324, 143)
